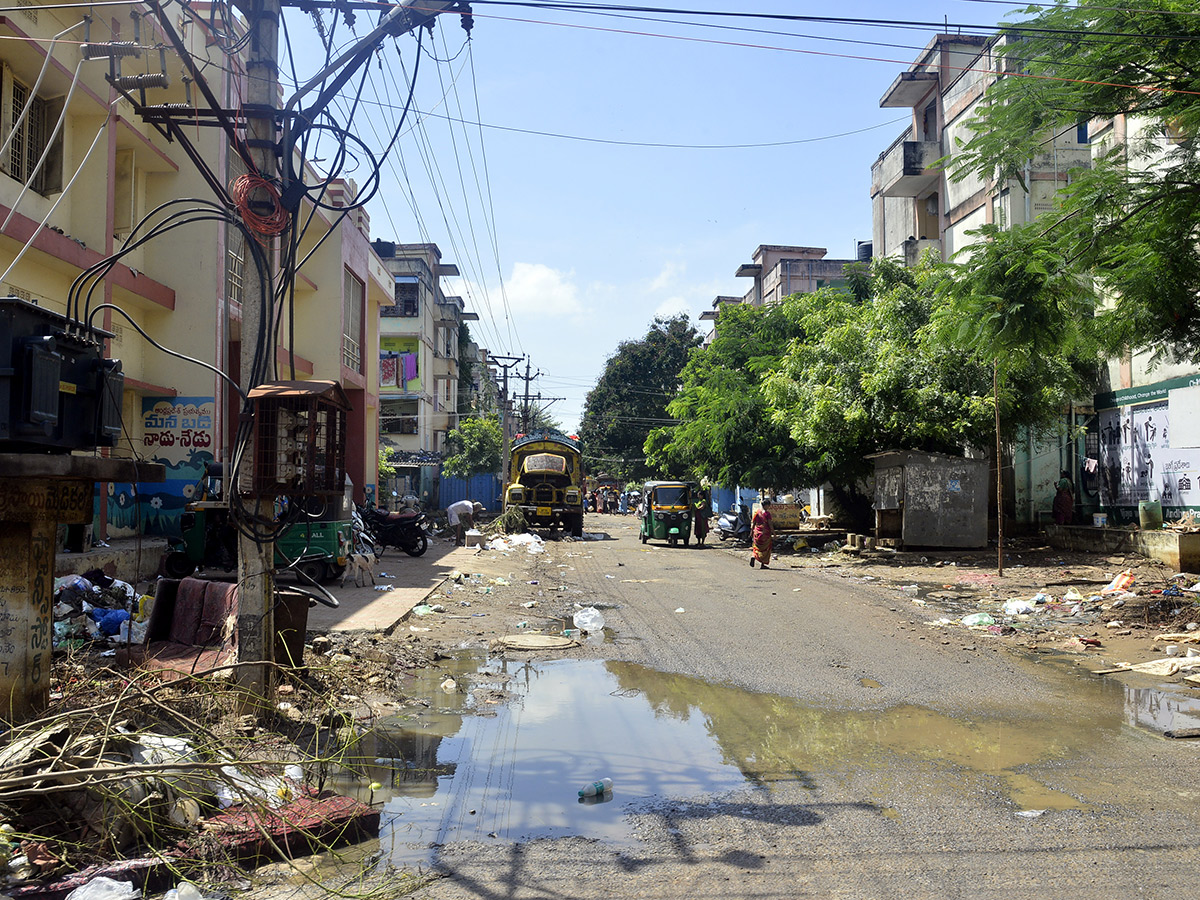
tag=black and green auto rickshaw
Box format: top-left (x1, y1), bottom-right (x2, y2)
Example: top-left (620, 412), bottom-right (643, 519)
top-left (639, 481), bottom-right (693, 547)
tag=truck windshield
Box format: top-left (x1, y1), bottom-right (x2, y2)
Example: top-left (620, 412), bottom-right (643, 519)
top-left (522, 453), bottom-right (567, 475)
top-left (652, 486), bottom-right (688, 507)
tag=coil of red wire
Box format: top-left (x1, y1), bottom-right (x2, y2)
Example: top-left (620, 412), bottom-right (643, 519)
top-left (230, 172), bottom-right (289, 240)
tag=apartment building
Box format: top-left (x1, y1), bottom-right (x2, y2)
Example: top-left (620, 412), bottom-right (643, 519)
top-left (372, 241), bottom-right (482, 502)
top-left (0, 1), bottom-right (389, 539)
top-left (870, 34), bottom-right (1090, 267)
top-left (699, 245), bottom-right (854, 341)
top-left (870, 32), bottom-right (1200, 527)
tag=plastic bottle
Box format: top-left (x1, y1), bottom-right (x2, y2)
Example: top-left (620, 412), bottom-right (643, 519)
top-left (578, 777), bottom-right (613, 798)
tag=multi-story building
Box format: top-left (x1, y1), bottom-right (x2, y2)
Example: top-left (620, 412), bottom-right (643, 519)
top-left (699, 246), bottom-right (854, 341)
top-left (373, 241), bottom-right (483, 503)
top-left (870, 32), bottom-right (1200, 529)
top-left (870, 34), bottom-right (1090, 268)
top-left (0, 0), bottom-right (390, 541)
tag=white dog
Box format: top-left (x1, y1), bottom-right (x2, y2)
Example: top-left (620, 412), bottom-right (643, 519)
top-left (341, 550), bottom-right (377, 587)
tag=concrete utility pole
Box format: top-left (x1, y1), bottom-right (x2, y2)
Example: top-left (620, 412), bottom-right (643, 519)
top-left (491, 355), bottom-right (523, 485)
top-left (228, 1), bottom-right (467, 703)
top-left (235, 0), bottom-right (282, 704)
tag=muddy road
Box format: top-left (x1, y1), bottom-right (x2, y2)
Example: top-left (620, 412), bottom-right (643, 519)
top-left (376, 514), bottom-right (1200, 899)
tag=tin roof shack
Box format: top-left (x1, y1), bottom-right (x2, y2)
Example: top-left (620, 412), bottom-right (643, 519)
top-left (870, 451), bottom-right (987, 549)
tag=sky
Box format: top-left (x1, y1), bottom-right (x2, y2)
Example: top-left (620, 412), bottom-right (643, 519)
top-left (283, 0), bottom-right (1032, 432)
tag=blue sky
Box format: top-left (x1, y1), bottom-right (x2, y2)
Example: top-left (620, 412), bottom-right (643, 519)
top-left (286, 0), bottom-right (1027, 431)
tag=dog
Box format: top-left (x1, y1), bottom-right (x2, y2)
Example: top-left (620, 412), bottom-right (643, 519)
top-left (340, 550), bottom-right (377, 587)
top-left (808, 515), bottom-right (834, 530)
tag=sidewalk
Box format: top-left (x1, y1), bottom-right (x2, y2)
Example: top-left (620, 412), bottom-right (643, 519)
top-left (305, 540), bottom-right (481, 633)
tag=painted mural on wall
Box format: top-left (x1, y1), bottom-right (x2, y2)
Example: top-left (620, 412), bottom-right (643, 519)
top-left (1097, 375), bottom-right (1200, 521)
top-left (105, 397), bottom-right (216, 538)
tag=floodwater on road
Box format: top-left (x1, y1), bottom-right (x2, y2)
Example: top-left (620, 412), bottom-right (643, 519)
top-left (331, 650), bottom-right (1200, 869)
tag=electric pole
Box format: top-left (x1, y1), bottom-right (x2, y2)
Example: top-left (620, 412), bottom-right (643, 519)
top-left (491, 355), bottom-right (523, 485)
top-left (231, 0), bottom-right (465, 705)
top-left (235, 0), bottom-right (282, 704)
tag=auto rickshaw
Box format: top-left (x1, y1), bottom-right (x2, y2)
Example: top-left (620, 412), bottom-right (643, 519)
top-left (639, 481), bottom-right (693, 547)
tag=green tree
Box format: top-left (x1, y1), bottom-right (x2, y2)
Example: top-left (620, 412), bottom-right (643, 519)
top-left (579, 314), bottom-right (702, 482)
top-left (760, 255), bottom-right (1094, 524)
top-left (378, 446), bottom-right (397, 480)
top-left (443, 414), bottom-right (502, 479)
top-left (645, 296), bottom-right (809, 490)
top-left (950, 0), bottom-right (1200, 359)
top-left (934, 223), bottom-right (1097, 572)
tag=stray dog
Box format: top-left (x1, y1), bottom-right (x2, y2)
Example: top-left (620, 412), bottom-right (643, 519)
top-left (808, 515), bottom-right (833, 530)
top-left (341, 550), bottom-right (377, 587)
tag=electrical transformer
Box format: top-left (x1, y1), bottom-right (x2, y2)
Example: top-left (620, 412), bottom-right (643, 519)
top-left (0, 297), bottom-right (123, 453)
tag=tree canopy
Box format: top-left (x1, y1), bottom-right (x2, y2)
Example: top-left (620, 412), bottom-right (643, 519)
top-left (647, 257), bottom-right (1097, 517)
top-left (442, 414), bottom-right (502, 479)
top-left (645, 296), bottom-right (810, 490)
top-left (579, 314), bottom-right (702, 482)
top-left (950, 0), bottom-right (1200, 359)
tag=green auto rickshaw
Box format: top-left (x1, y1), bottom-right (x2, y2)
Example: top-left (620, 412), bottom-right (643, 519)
top-left (639, 481), bottom-right (693, 547)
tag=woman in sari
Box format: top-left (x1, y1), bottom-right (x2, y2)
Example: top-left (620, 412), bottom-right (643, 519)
top-left (693, 491), bottom-right (710, 547)
top-left (750, 498), bottom-right (773, 569)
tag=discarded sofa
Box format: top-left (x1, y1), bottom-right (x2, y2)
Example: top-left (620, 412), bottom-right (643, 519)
top-left (119, 576), bottom-right (309, 678)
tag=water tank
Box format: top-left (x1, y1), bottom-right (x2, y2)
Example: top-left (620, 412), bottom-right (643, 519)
top-left (856, 240), bottom-right (873, 262)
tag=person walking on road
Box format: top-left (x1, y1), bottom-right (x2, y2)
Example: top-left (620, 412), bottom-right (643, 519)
top-left (750, 498), bottom-right (773, 569)
top-left (693, 491), bottom-right (710, 547)
top-left (447, 499), bottom-right (483, 546)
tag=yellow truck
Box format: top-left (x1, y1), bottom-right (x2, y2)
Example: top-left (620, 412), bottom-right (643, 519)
top-left (504, 431), bottom-right (585, 536)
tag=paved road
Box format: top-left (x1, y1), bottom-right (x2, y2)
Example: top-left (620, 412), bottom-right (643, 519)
top-left (407, 514), bottom-right (1200, 900)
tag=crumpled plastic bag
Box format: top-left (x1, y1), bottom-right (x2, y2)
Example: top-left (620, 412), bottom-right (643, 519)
top-left (1003, 599), bottom-right (1035, 616)
top-left (1101, 570), bottom-right (1135, 595)
top-left (65, 877), bottom-right (140, 900)
top-left (961, 613), bottom-right (995, 627)
top-left (573, 607), bottom-right (606, 633)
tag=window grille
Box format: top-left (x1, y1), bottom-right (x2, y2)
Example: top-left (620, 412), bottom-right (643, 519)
top-left (9, 79), bottom-right (48, 193)
top-left (343, 269), bottom-right (364, 372)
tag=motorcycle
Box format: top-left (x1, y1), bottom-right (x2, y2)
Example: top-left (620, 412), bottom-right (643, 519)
top-left (351, 507), bottom-right (384, 558)
top-left (715, 503), bottom-right (751, 544)
top-left (359, 503), bottom-right (430, 557)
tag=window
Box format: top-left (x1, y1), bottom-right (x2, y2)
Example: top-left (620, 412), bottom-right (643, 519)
top-left (4, 71), bottom-right (60, 194)
top-left (343, 269), bottom-right (364, 373)
top-left (395, 279), bottom-right (418, 316)
top-left (380, 399), bottom-right (419, 434)
top-left (226, 230), bottom-right (245, 305)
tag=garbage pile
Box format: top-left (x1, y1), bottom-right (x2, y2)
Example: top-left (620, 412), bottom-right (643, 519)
top-left (52, 572), bottom-right (153, 651)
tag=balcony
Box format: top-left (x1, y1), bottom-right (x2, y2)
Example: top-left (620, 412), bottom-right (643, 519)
top-left (903, 238), bottom-right (942, 267)
top-left (876, 139), bottom-right (943, 198)
top-left (879, 71), bottom-right (938, 109)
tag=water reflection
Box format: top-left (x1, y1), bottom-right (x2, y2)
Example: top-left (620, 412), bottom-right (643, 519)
top-left (318, 651), bottom-right (1200, 869)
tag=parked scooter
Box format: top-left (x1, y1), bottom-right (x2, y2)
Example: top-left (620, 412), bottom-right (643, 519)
top-left (351, 507), bottom-right (384, 557)
top-left (715, 503), bottom-right (751, 543)
top-left (358, 502), bottom-right (430, 557)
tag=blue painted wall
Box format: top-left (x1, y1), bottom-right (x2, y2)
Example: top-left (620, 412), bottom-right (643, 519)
top-left (440, 472), bottom-right (504, 512)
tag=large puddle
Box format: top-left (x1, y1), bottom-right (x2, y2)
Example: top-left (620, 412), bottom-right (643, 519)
top-left (329, 653), bottom-right (1200, 868)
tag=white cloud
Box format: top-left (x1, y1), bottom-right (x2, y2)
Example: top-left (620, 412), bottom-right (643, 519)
top-left (653, 295), bottom-right (694, 319)
top-left (504, 262), bottom-right (585, 318)
top-left (648, 261), bottom-right (684, 293)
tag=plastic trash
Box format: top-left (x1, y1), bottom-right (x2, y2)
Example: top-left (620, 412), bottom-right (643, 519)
top-left (573, 607), bottom-right (606, 633)
top-left (1002, 599), bottom-right (1035, 616)
top-left (64, 877), bottom-right (140, 900)
top-left (163, 884), bottom-right (206, 900)
top-left (91, 608), bottom-right (131, 636)
top-left (961, 613), bottom-right (996, 627)
top-left (579, 777), bottom-right (613, 798)
top-left (899, 584), bottom-right (919, 595)
top-left (1101, 570), bottom-right (1135, 595)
